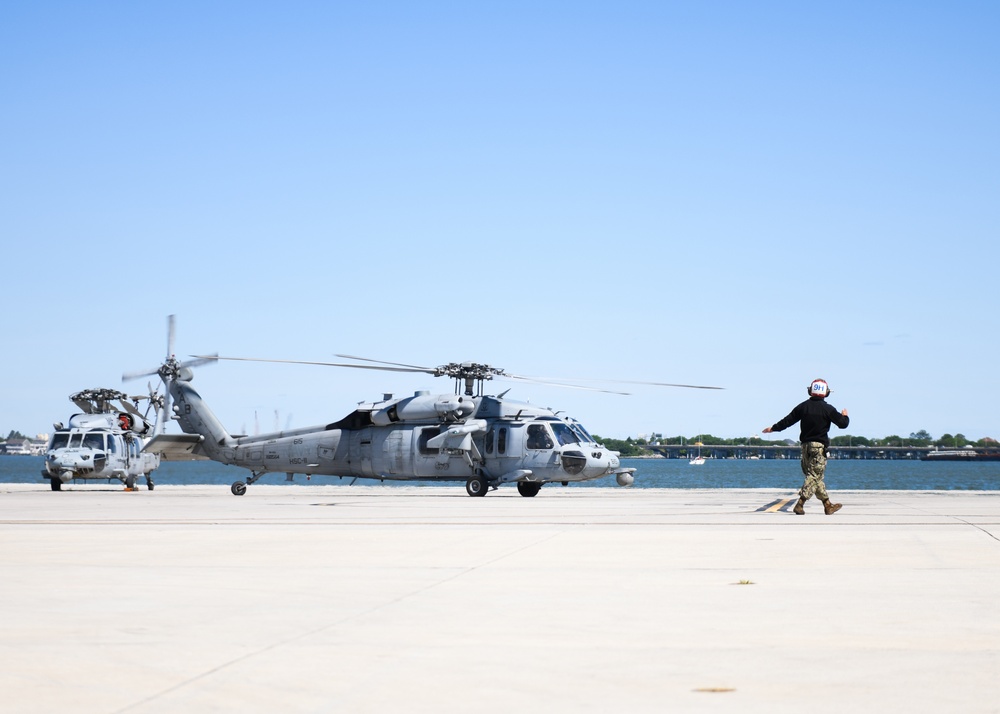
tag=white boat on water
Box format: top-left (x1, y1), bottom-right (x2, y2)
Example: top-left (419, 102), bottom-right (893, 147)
top-left (689, 440), bottom-right (705, 465)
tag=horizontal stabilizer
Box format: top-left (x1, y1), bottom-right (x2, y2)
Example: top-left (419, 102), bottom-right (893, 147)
top-left (143, 434), bottom-right (211, 461)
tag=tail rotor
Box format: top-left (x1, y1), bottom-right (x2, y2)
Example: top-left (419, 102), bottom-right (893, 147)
top-left (122, 315), bottom-right (216, 435)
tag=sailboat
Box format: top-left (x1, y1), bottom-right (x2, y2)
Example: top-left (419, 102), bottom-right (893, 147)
top-left (689, 440), bottom-right (705, 465)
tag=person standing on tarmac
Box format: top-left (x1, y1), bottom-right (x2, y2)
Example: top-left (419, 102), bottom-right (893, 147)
top-left (762, 379), bottom-right (850, 515)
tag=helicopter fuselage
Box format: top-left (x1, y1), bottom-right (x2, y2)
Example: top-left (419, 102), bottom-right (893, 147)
top-left (157, 379), bottom-right (635, 496)
top-left (44, 412), bottom-right (160, 491)
top-left (226, 413), bottom-right (619, 484)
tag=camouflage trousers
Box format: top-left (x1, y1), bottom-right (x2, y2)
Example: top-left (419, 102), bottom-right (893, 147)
top-left (798, 442), bottom-right (829, 501)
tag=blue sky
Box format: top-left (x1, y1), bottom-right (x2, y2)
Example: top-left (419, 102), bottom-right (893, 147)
top-left (2, 1), bottom-right (998, 442)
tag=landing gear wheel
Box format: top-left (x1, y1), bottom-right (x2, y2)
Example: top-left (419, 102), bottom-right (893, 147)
top-left (126, 475), bottom-right (136, 490)
top-left (465, 475), bottom-right (488, 497)
top-left (146, 476), bottom-right (155, 491)
top-left (231, 481), bottom-right (247, 496)
top-left (50, 477), bottom-right (61, 492)
top-left (517, 482), bottom-right (542, 497)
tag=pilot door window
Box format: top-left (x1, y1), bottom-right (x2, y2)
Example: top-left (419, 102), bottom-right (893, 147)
top-left (526, 424), bottom-right (554, 450)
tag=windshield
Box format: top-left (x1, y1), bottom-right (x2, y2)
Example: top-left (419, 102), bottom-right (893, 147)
top-left (81, 433), bottom-right (105, 450)
top-left (49, 432), bottom-right (70, 450)
top-left (569, 421), bottom-right (596, 444)
top-left (551, 422), bottom-right (581, 446)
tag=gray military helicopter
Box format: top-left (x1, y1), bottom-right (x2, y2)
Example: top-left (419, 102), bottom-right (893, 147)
top-left (127, 318), bottom-right (721, 497)
top-left (43, 388), bottom-right (163, 491)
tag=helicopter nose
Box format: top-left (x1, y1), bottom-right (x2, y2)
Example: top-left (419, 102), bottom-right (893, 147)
top-left (47, 450), bottom-right (104, 475)
top-left (47, 453), bottom-right (76, 474)
top-left (590, 448), bottom-right (621, 478)
top-left (560, 447), bottom-right (620, 479)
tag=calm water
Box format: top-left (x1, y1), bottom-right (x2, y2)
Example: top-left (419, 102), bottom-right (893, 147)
top-left (3, 455), bottom-right (999, 490)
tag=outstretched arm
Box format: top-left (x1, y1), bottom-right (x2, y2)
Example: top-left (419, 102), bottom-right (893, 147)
top-left (764, 405), bottom-right (800, 435)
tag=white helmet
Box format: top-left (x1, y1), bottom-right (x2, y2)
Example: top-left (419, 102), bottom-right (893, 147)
top-left (809, 379), bottom-right (830, 398)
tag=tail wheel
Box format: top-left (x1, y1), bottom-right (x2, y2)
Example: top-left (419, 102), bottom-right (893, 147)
top-left (231, 481), bottom-right (247, 496)
top-left (517, 482), bottom-right (542, 498)
top-left (465, 475), bottom-right (488, 497)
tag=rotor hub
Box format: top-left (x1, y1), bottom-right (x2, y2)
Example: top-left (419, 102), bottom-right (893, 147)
top-left (432, 362), bottom-right (505, 396)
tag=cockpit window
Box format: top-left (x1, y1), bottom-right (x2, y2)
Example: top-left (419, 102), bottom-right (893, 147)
top-left (526, 424), bottom-right (554, 450)
top-left (49, 433), bottom-right (70, 450)
top-left (551, 423), bottom-right (580, 446)
top-left (569, 422), bottom-right (596, 444)
top-left (81, 433), bottom-right (105, 451)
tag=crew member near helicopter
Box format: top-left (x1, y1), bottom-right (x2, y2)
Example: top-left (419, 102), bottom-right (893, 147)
top-left (762, 379), bottom-right (849, 515)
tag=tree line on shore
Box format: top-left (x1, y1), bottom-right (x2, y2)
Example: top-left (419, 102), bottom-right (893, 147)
top-left (595, 431), bottom-right (998, 457)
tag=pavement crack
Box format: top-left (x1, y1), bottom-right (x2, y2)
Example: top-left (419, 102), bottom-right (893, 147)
top-left (952, 516), bottom-right (1000, 543)
top-left (113, 531), bottom-right (563, 713)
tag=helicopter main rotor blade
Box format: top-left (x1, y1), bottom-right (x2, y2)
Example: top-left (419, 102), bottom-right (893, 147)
top-left (600, 379), bottom-right (723, 390)
top-left (512, 375), bottom-right (724, 391)
top-left (334, 354), bottom-right (435, 371)
top-left (502, 374), bottom-right (632, 395)
top-left (193, 355), bottom-right (439, 375)
top-left (334, 354), bottom-right (723, 392)
top-left (120, 399), bottom-right (144, 417)
top-left (193, 352), bottom-right (722, 393)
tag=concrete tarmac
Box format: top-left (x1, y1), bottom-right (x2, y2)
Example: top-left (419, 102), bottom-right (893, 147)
top-left (1, 483), bottom-right (998, 713)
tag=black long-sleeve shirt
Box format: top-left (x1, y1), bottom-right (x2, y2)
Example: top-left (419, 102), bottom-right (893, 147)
top-left (769, 397), bottom-right (850, 447)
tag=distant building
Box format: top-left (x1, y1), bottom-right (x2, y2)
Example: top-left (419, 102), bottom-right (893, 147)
top-left (2, 438), bottom-right (32, 455)
top-left (1, 437), bottom-right (47, 455)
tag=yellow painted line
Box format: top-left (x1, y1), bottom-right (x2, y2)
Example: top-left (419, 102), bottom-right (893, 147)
top-left (765, 498), bottom-right (793, 513)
